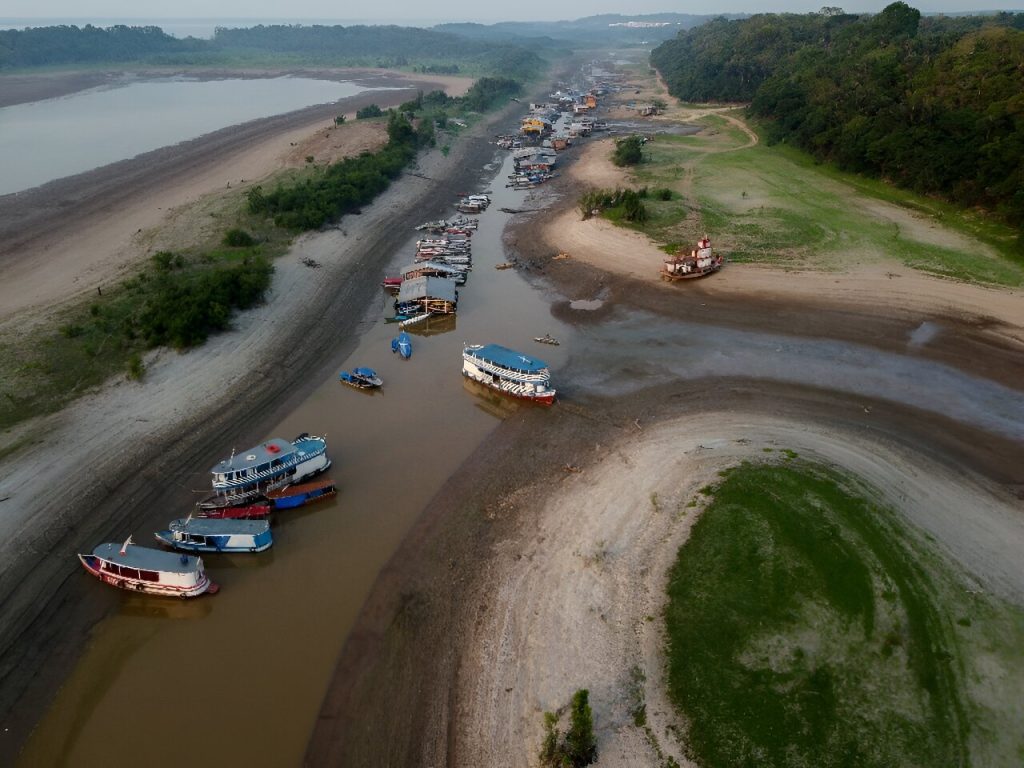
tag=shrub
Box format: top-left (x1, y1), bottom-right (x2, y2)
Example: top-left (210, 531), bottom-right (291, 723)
top-left (222, 228), bottom-right (256, 247)
top-left (613, 135), bottom-right (644, 166)
top-left (126, 353), bottom-right (145, 381)
top-left (356, 104), bottom-right (384, 119)
top-left (539, 689), bottom-right (598, 768)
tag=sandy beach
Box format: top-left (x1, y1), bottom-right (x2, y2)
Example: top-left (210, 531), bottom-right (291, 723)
top-left (1, 63), bottom-right (1022, 767)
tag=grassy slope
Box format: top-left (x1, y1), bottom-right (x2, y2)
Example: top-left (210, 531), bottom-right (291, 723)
top-left (665, 459), bottom-right (1024, 768)
top-left (610, 106), bottom-right (1024, 285)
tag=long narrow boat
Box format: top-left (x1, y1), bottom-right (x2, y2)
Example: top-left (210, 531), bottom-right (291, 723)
top-left (155, 518), bottom-right (273, 553)
top-left (199, 433), bottom-right (330, 511)
top-left (266, 479), bottom-right (337, 510)
top-left (78, 538), bottom-right (218, 597)
top-left (194, 503), bottom-right (271, 520)
top-left (461, 343), bottom-right (557, 406)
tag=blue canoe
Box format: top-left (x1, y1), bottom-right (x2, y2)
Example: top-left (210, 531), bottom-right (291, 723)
top-left (391, 332), bottom-right (412, 359)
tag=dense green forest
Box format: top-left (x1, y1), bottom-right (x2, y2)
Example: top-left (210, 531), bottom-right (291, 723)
top-left (0, 23), bottom-right (543, 79)
top-left (651, 4), bottom-right (1024, 230)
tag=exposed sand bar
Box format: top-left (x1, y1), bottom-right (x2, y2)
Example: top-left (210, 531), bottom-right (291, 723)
top-left (0, 68), bottom-right (471, 324)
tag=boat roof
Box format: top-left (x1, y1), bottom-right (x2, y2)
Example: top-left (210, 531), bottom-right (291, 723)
top-left (169, 518), bottom-right (270, 535)
top-left (93, 542), bottom-right (200, 573)
top-left (466, 344), bottom-right (549, 373)
top-left (397, 276), bottom-right (458, 302)
top-left (401, 261), bottom-right (462, 277)
top-left (351, 367), bottom-right (378, 378)
top-left (210, 437), bottom-right (294, 474)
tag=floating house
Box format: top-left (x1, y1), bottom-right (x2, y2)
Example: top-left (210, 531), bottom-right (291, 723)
top-left (395, 276), bottom-right (458, 316)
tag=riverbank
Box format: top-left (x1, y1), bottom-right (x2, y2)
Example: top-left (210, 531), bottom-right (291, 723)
top-left (0, 68), bottom-right (472, 325)
top-left (306, 99), bottom-right (1024, 764)
top-left (0, 77), bottom-right (512, 764)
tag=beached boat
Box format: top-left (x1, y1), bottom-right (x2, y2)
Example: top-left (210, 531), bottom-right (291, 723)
top-left (462, 343), bottom-right (557, 406)
top-left (339, 367), bottom-right (383, 389)
top-left (199, 434), bottom-right (330, 511)
top-left (266, 478), bottom-right (337, 510)
top-left (392, 331), bottom-right (412, 359)
top-left (155, 518), bottom-right (272, 553)
top-left (195, 503), bottom-right (271, 520)
top-left (660, 236), bottom-right (723, 281)
top-left (78, 538), bottom-right (218, 597)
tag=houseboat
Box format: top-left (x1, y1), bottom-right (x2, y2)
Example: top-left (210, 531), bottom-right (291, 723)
top-left (78, 538), bottom-right (218, 597)
top-left (155, 518), bottom-right (273, 553)
top-left (660, 236), bottom-right (723, 281)
top-left (462, 343), bottom-right (557, 406)
top-left (199, 434), bottom-right (330, 510)
top-left (395, 276), bottom-right (458, 316)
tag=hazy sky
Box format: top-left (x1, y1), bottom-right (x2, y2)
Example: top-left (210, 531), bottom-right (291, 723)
top-left (2, 1), bottom-right (1019, 23)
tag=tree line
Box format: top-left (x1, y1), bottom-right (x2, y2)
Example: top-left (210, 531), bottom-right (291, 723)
top-left (651, 3), bottom-right (1024, 232)
top-left (0, 23), bottom-right (543, 80)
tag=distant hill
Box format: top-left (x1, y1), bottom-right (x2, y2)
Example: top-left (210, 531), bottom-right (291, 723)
top-left (0, 22), bottom-right (543, 79)
top-left (435, 14), bottom-right (745, 47)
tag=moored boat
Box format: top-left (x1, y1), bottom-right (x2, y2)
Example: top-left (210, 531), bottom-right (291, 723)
top-left (199, 434), bottom-right (330, 511)
top-left (195, 503), bottom-right (272, 519)
top-left (392, 331), bottom-right (412, 359)
top-left (339, 367), bottom-right (383, 389)
top-left (462, 343), bottom-right (557, 405)
top-left (660, 236), bottom-right (723, 281)
top-left (266, 478), bottom-right (338, 510)
top-left (155, 518), bottom-right (273, 553)
top-left (78, 538), bottom-right (218, 597)
top-left (534, 333), bottom-right (560, 345)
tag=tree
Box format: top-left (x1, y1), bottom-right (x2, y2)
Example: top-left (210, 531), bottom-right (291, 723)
top-left (538, 689), bottom-right (598, 768)
top-left (613, 135), bottom-right (644, 166)
top-left (565, 689), bottom-right (598, 766)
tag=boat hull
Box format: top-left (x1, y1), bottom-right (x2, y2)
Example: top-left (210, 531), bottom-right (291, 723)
top-left (461, 370), bottom-right (556, 406)
top-left (153, 530), bottom-right (273, 553)
top-left (267, 480), bottom-right (337, 510)
top-left (78, 554), bottom-right (217, 597)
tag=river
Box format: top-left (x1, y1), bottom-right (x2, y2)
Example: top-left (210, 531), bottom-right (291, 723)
top-left (0, 76), bottom-right (371, 195)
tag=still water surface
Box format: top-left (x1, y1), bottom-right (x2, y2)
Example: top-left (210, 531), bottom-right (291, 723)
top-left (0, 76), bottom-right (368, 195)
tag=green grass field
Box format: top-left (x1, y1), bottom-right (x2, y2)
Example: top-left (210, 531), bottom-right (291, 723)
top-left (665, 460), bottom-right (1024, 768)
top-left (614, 113), bottom-right (1024, 286)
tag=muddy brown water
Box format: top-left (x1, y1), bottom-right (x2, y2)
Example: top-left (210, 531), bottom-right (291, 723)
top-left (17, 153), bottom-right (568, 767)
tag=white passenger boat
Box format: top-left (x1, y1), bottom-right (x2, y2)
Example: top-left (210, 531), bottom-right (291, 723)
top-left (78, 538), bottom-right (218, 597)
top-left (462, 343), bottom-right (556, 405)
top-left (199, 433), bottom-right (330, 511)
top-left (155, 518), bottom-right (273, 553)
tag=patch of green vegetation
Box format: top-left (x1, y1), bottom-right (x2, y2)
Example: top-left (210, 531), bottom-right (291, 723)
top-left (665, 460), bottom-right (1024, 767)
top-left (0, 248), bottom-right (272, 430)
top-left (606, 113), bottom-right (1024, 285)
top-left (540, 689), bottom-right (598, 767)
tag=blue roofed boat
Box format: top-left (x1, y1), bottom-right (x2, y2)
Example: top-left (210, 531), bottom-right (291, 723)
top-left (392, 331), bottom-right (412, 359)
top-left (339, 367), bottom-right (382, 389)
top-left (462, 343), bottom-right (556, 405)
top-left (78, 537), bottom-right (218, 597)
top-left (155, 518), bottom-right (273, 553)
top-left (198, 433), bottom-right (330, 511)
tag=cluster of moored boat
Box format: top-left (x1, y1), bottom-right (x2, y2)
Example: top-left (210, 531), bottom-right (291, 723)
top-left (79, 433), bottom-right (335, 598)
top-left (79, 140), bottom-right (565, 602)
